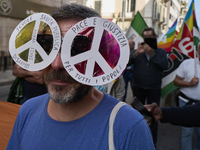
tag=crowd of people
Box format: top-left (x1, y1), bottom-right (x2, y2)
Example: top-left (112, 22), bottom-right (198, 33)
top-left (4, 3), bottom-right (200, 150)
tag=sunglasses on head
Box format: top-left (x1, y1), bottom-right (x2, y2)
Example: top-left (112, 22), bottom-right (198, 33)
top-left (37, 34), bottom-right (92, 56)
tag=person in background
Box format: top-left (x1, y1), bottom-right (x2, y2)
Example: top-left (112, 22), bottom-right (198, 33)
top-left (94, 75), bottom-right (125, 101)
top-left (145, 102), bottom-right (200, 127)
top-left (12, 64), bottom-right (47, 104)
top-left (145, 102), bottom-right (200, 149)
top-left (6, 4), bottom-right (155, 150)
top-left (127, 27), bottom-right (168, 146)
top-left (122, 39), bottom-right (134, 102)
top-left (171, 42), bottom-right (200, 150)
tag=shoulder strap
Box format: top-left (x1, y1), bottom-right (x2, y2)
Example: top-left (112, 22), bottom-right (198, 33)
top-left (108, 102), bottom-right (127, 150)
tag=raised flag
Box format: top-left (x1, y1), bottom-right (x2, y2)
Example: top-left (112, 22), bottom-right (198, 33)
top-left (157, 19), bottom-right (178, 52)
top-left (161, 0), bottom-right (199, 97)
top-left (173, 0), bottom-right (198, 58)
top-left (125, 11), bottom-right (148, 48)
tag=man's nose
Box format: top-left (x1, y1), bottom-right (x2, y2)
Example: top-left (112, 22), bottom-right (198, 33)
top-left (51, 53), bottom-right (64, 70)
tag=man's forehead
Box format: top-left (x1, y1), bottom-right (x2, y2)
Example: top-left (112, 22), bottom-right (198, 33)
top-left (42, 19), bottom-right (80, 35)
top-left (57, 19), bottom-right (81, 35)
top-left (143, 31), bottom-right (153, 35)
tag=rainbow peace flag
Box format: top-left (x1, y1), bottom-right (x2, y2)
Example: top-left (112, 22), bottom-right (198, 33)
top-left (173, 0), bottom-right (199, 58)
top-left (157, 19), bottom-right (177, 53)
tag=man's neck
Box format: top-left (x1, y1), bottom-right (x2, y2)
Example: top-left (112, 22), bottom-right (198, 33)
top-left (47, 88), bottom-right (103, 122)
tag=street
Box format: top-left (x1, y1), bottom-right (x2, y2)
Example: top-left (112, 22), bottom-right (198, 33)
top-left (0, 84), bottom-right (11, 102)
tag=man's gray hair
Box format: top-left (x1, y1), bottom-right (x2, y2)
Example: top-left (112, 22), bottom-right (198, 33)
top-left (52, 3), bottom-right (101, 20)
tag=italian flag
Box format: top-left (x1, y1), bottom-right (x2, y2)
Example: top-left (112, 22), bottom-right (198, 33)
top-left (125, 11), bottom-right (147, 48)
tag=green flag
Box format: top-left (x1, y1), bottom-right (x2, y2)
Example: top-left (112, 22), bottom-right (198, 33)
top-left (125, 11), bottom-right (147, 48)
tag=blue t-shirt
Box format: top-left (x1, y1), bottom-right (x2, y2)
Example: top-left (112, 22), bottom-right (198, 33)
top-left (7, 93), bottom-right (155, 150)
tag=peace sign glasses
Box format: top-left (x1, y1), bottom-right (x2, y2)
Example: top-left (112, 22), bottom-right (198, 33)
top-left (37, 34), bottom-right (92, 56)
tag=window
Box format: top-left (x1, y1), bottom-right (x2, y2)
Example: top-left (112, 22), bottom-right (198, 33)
top-left (130, 0), bottom-right (136, 11)
top-left (94, 1), bottom-right (101, 14)
top-left (153, 1), bottom-right (157, 18)
top-left (163, 7), bottom-right (165, 16)
top-left (169, 13), bottom-right (175, 22)
top-left (126, 0), bottom-right (136, 12)
top-left (162, 25), bottom-right (165, 30)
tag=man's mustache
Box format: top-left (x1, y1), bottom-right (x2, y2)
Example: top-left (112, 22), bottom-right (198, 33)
top-left (45, 70), bottom-right (75, 83)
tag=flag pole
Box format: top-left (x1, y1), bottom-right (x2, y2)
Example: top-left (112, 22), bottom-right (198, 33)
top-left (194, 45), bottom-right (198, 77)
top-left (122, 0), bottom-right (125, 31)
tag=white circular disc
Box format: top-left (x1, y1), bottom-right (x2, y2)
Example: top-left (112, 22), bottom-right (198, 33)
top-left (9, 13), bottom-right (61, 71)
top-left (61, 17), bottom-right (129, 86)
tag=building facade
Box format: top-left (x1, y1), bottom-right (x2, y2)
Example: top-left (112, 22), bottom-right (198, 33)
top-left (86, 0), bottom-right (182, 37)
top-left (0, 0), bottom-right (67, 70)
top-left (178, 0), bottom-right (188, 29)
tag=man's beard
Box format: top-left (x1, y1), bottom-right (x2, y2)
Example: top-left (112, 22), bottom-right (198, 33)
top-left (44, 70), bottom-right (92, 104)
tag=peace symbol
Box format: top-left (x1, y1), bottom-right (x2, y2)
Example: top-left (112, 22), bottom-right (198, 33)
top-left (61, 17), bottom-right (129, 86)
top-left (9, 13), bottom-right (61, 71)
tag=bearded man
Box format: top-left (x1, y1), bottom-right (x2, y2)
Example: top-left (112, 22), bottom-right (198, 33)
top-left (7, 4), bottom-right (154, 150)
